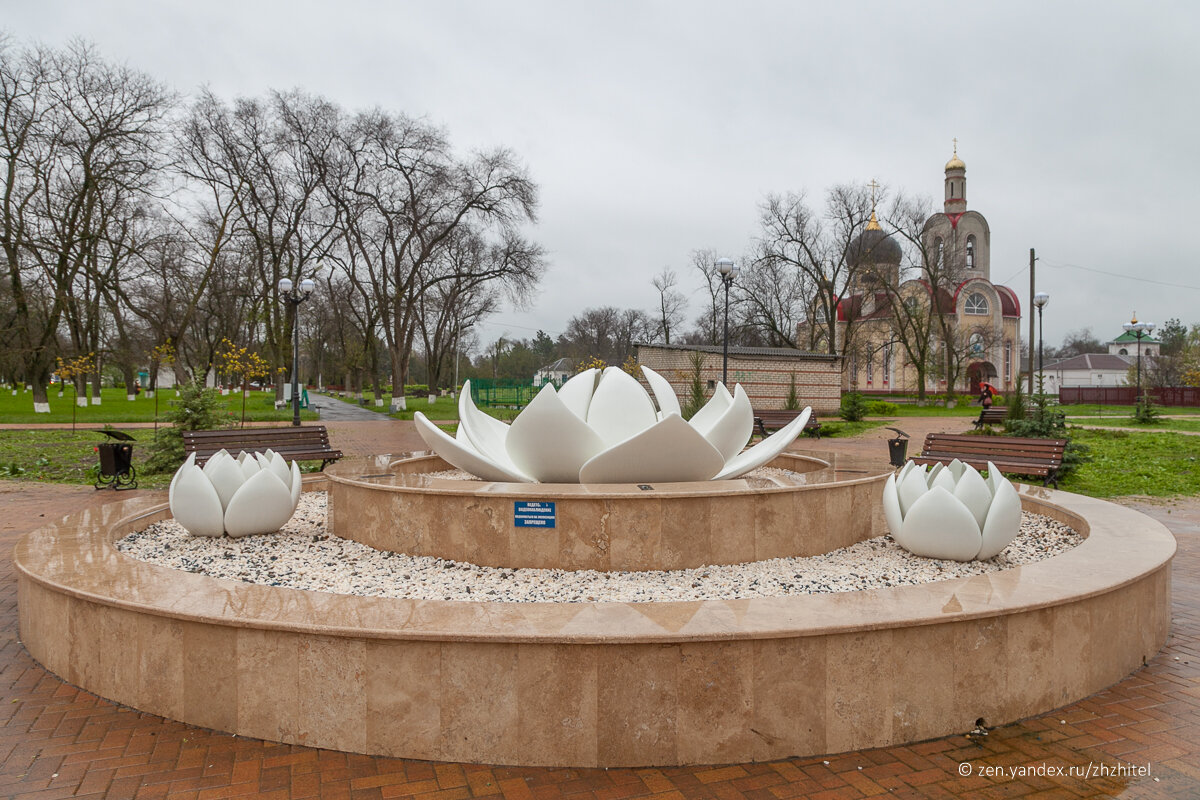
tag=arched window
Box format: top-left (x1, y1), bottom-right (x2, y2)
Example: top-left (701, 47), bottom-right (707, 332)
top-left (966, 236), bottom-right (975, 269)
top-left (969, 333), bottom-right (985, 357)
top-left (1118, 348), bottom-right (1128, 356)
top-left (936, 238), bottom-right (944, 267)
top-left (965, 292), bottom-right (989, 315)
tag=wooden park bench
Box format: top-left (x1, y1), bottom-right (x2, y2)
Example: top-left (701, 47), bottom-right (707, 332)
top-left (754, 409), bottom-right (822, 439)
top-left (972, 407), bottom-right (1008, 429)
top-left (183, 425), bottom-right (344, 470)
top-left (910, 432), bottom-right (1066, 487)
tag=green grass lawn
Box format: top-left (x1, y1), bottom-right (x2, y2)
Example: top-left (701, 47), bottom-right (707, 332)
top-left (1070, 417), bottom-right (1200, 433)
top-left (0, 386), bottom-right (317, 425)
top-left (0, 429), bottom-right (171, 488)
top-left (1058, 427), bottom-right (1200, 498)
top-left (1059, 403), bottom-right (1200, 417)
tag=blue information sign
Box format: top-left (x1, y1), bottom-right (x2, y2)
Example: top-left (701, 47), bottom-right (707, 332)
top-left (514, 501), bottom-right (556, 528)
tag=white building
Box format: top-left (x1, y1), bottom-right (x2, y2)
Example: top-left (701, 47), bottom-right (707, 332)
top-left (1037, 353), bottom-right (1131, 393)
top-left (533, 358), bottom-right (574, 387)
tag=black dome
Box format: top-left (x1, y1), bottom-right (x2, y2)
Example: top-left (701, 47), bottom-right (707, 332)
top-left (847, 227), bottom-right (902, 266)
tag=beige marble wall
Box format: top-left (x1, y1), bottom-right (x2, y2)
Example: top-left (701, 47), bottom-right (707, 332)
top-left (328, 455), bottom-right (889, 571)
top-left (18, 565), bottom-right (1170, 767)
top-left (14, 485), bottom-right (1176, 768)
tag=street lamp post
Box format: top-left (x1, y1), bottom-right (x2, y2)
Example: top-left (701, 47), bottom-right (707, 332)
top-left (278, 277), bottom-right (316, 427)
top-left (1122, 316), bottom-right (1156, 396)
top-left (1033, 292), bottom-right (1049, 392)
top-left (715, 257), bottom-right (740, 386)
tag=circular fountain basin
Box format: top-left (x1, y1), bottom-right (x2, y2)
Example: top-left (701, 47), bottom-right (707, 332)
top-left (325, 451), bottom-right (889, 571)
top-left (14, 470), bottom-right (1174, 768)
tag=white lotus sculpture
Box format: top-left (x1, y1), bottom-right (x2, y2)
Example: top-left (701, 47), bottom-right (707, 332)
top-left (414, 366), bottom-right (811, 484)
top-left (169, 449), bottom-right (302, 537)
top-left (882, 459), bottom-right (1023, 561)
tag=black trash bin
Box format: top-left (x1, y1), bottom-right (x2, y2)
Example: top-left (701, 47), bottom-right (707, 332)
top-left (885, 427), bottom-right (909, 468)
top-left (94, 429), bottom-right (138, 490)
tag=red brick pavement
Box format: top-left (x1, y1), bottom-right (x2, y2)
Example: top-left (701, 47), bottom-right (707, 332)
top-left (1, 418), bottom-right (1197, 799)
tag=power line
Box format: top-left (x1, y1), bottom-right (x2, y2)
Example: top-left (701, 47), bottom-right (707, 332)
top-left (1040, 260), bottom-right (1200, 292)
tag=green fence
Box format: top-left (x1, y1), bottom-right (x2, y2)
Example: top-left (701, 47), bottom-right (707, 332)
top-left (470, 379), bottom-right (536, 408)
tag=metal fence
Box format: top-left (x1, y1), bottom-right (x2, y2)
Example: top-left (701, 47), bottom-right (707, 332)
top-left (469, 378), bottom-right (536, 408)
top-left (1059, 386), bottom-right (1200, 406)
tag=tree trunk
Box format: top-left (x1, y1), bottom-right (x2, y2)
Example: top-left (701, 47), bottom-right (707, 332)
top-left (122, 365), bottom-right (138, 401)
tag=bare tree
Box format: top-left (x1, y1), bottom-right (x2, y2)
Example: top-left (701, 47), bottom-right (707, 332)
top-left (756, 185), bottom-right (873, 356)
top-left (650, 266), bottom-right (686, 344)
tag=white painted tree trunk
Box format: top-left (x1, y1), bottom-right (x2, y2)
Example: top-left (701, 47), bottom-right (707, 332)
top-left (392, 396), bottom-right (407, 411)
top-left (34, 402), bottom-right (50, 413)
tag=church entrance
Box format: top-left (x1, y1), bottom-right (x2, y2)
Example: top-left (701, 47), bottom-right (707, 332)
top-left (967, 361), bottom-right (998, 396)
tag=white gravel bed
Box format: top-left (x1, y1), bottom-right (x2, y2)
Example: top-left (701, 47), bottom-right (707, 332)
top-left (116, 492), bottom-right (1083, 604)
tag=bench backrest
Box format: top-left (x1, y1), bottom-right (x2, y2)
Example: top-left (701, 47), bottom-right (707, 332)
top-left (183, 426), bottom-right (335, 457)
top-left (920, 433), bottom-right (1065, 465)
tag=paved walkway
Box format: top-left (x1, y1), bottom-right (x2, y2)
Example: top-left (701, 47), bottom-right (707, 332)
top-left (309, 394), bottom-right (394, 422)
top-left (1, 417), bottom-right (1197, 798)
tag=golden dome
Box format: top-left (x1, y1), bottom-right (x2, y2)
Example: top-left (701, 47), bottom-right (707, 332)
top-left (945, 139), bottom-right (965, 170)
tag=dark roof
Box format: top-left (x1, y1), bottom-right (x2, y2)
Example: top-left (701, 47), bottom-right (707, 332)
top-left (636, 343), bottom-right (841, 361)
top-left (847, 227), bottom-right (902, 266)
top-left (539, 357), bottom-right (574, 372)
top-left (1043, 353), bottom-right (1131, 372)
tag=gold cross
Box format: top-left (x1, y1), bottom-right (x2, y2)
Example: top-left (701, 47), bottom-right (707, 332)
top-left (953, 137), bottom-right (958, 155)
top-left (868, 178), bottom-right (880, 208)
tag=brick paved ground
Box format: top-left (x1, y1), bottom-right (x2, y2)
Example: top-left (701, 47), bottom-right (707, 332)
top-left (1, 418), bottom-right (1197, 799)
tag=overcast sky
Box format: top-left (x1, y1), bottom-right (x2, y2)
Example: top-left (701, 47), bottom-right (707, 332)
top-left (4, 1), bottom-right (1196, 351)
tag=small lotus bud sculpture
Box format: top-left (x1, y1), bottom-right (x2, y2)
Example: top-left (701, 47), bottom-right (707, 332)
top-left (415, 366), bottom-right (812, 484)
top-left (168, 449), bottom-right (302, 537)
top-left (882, 458), bottom-right (1023, 561)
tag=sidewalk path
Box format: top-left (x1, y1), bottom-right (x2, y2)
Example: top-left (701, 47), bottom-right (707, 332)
top-left (0, 418), bottom-right (1197, 798)
top-left (309, 392), bottom-right (394, 422)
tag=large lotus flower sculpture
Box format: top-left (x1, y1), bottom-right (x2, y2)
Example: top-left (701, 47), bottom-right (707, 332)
top-left (169, 449), bottom-right (302, 537)
top-left (414, 366), bottom-right (811, 484)
top-left (882, 459), bottom-right (1023, 561)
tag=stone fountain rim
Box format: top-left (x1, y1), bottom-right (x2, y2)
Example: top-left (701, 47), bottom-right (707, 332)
top-left (12, 479), bottom-right (1176, 646)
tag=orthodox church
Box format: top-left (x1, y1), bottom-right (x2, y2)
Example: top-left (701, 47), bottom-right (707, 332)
top-left (834, 146), bottom-right (1023, 395)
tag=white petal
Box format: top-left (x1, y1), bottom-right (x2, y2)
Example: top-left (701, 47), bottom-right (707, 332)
top-left (585, 367), bottom-right (658, 447)
top-left (713, 407), bottom-right (810, 480)
top-left (953, 466), bottom-right (994, 531)
top-left (985, 461), bottom-right (1000, 494)
top-left (579, 414), bottom-right (724, 483)
top-left (897, 460), bottom-right (916, 482)
top-left (169, 464), bottom-right (226, 537)
top-left (289, 460), bottom-right (302, 512)
top-left (458, 380), bottom-right (521, 471)
top-left (202, 449), bottom-right (231, 475)
top-left (898, 466), bottom-right (929, 516)
top-left (947, 458), bottom-right (966, 481)
top-left (269, 451), bottom-right (291, 486)
top-left (240, 456), bottom-right (261, 480)
top-left (688, 382), bottom-right (733, 433)
top-left (930, 467), bottom-right (957, 493)
top-left (237, 451), bottom-right (250, 464)
top-left (204, 454), bottom-right (247, 512)
top-left (882, 473), bottom-right (904, 537)
top-left (169, 452), bottom-right (197, 506)
top-left (557, 368), bottom-right (598, 420)
top-left (699, 383), bottom-right (754, 462)
top-left (977, 475), bottom-right (1023, 559)
top-left (896, 486), bottom-right (982, 561)
top-left (414, 412), bottom-right (531, 483)
top-left (641, 365), bottom-right (681, 417)
top-left (506, 385), bottom-right (606, 482)
top-left (223, 469), bottom-right (294, 537)
top-left (925, 462), bottom-right (945, 487)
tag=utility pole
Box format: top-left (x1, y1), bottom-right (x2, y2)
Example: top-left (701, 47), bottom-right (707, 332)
top-left (1028, 248), bottom-right (1037, 396)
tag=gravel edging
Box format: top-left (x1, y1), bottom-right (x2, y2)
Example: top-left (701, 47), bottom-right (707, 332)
top-left (115, 492), bottom-right (1083, 604)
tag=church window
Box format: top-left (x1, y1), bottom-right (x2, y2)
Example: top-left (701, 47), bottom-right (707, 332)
top-left (965, 292), bottom-right (989, 315)
top-left (1119, 348), bottom-right (1128, 356)
top-left (966, 236), bottom-right (976, 269)
top-left (969, 333), bottom-right (985, 357)
top-left (1004, 341), bottom-right (1012, 382)
top-left (883, 344), bottom-right (892, 385)
top-left (936, 239), bottom-right (944, 267)
top-left (866, 356), bottom-right (873, 384)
